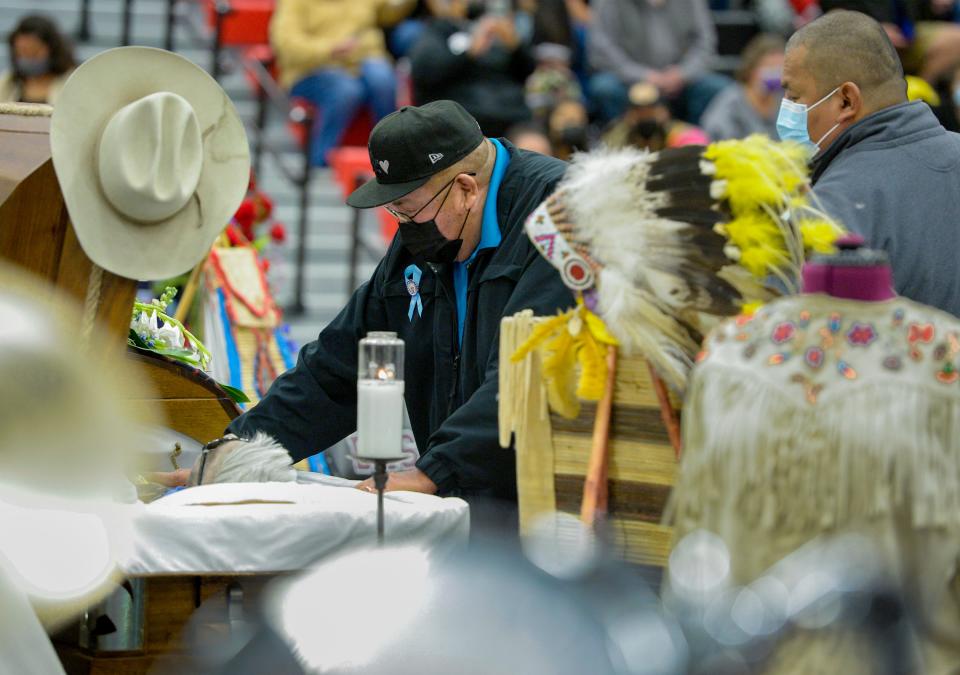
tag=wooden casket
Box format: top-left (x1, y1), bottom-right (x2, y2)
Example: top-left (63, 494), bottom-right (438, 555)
top-left (0, 104), bottom-right (246, 674)
top-left (499, 311), bottom-right (682, 576)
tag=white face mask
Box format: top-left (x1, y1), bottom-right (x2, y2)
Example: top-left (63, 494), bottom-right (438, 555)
top-left (776, 86), bottom-right (842, 152)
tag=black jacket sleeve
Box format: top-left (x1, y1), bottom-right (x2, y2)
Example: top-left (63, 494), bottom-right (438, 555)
top-left (415, 252), bottom-right (573, 497)
top-left (227, 258), bottom-right (393, 462)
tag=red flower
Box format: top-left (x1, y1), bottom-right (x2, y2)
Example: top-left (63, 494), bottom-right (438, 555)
top-left (225, 224), bottom-right (245, 247)
top-left (846, 322), bottom-right (877, 346)
top-left (261, 257), bottom-right (271, 273)
top-left (270, 222), bottom-right (287, 244)
top-left (254, 192), bottom-right (274, 222)
top-left (771, 322), bottom-right (796, 344)
top-left (234, 199), bottom-right (257, 241)
top-left (908, 323), bottom-right (935, 344)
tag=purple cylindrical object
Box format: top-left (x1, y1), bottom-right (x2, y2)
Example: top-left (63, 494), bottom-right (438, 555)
top-left (583, 288), bottom-right (600, 312)
top-left (801, 235), bottom-right (896, 301)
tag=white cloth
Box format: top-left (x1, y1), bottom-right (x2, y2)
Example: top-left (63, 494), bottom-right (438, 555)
top-left (124, 482), bottom-right (469, 575)
top-left (0, 572), bottom-right (65, 675)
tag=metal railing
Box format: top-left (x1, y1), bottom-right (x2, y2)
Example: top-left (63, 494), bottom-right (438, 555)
top-left (237, 50), bottom-right (316, 315)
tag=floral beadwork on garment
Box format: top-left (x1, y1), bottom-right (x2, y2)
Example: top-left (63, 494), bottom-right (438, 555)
top-left (909, 323), bottom-right (935, 344)
top-left (700, 296), bottom-right (960, 406)
top-left (768, 352), bottom-right (790, 365)
top-left (805, 347), bottom-right (825, 369)
top-left (771, 322), bottom-right (796, 345)
top-left (837, 360), bottom-right (857, 380)
top-left (908, 323), bottom-right (935, 360)
top-left (827, 313), bottom-right (842, 334)
top-left (938, 362), bottom-right (959, 384)
top-left (846, 323), bottom-right (877, 346)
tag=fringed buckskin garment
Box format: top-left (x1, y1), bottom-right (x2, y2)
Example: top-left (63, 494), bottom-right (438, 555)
top-left (667, 294), bottom-right (960, 674)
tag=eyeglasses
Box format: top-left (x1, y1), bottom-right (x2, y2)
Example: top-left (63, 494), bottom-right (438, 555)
top-left (384, 173), bottom-right (476, 224)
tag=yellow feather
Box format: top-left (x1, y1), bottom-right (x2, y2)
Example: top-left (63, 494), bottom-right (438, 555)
top-left (575, 332), bottom-right (608, 401)
top-left (510, 310), bottom-right (571, 363)
top-left (800, 219), bottom-right (843, 254)
top-left (583, 307), bottom-right (619, 346)
top-left (542, 331), bottom-right (580, 418)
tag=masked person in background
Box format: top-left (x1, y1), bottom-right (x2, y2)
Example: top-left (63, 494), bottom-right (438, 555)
top-left (547, 97), bottom-right (590, 160)
top-left (0, 15), bottom-right (76, 105)
top-left (782, 10), bottom-right (960, 317)
top-left (701, 33), bottom-right (785, 140)
top-left (602, 82), bottom-right (708, 152)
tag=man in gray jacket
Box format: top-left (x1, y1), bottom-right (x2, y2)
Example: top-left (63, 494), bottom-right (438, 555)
top-left (782, 10), bottom-right (960, 316)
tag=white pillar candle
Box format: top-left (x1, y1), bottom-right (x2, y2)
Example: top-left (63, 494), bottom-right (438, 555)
top-left (357, 380), bottom-right (405, 459)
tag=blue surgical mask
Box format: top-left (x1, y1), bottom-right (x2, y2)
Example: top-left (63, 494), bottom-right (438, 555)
top-left (15, 57), bottom-right (49, 78)
top-left (776, 86), bottom-right (841, 152)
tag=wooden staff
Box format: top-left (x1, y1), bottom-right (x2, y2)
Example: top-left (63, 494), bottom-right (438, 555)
top-left (580, 345), bottom-right (617, 528)
top-left (648, 363), bottom-right (683, 459)
top-left (174, 254), bottom-right (208, 324)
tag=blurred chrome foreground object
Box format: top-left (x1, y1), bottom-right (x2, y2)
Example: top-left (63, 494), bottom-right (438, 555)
top-left (666, 531), bottom-right (919, 675)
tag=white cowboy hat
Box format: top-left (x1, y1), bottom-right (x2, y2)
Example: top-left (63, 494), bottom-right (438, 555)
top-left (50, 46), bottom-right (250, 281)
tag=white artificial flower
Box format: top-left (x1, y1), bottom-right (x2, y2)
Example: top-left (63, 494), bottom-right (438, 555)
top-left (156, 321), bottom-right (185, 350)
top-left (131, 310), bottom-right (161, 343)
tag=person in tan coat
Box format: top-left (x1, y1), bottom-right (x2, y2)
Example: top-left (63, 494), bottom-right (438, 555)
top-left (271, 0), bottom-right (415, 166)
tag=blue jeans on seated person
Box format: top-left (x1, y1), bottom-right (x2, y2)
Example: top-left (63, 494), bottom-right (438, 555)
top-left (588, 70), bottom-right (731, 126)
top-left (388, 19), bottom-right (426, 58)
top-left (291, 58), bottom-right (397, 167)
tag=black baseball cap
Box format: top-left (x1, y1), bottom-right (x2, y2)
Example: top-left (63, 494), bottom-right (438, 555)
top-left (346, 100), bottom-right (485, 209)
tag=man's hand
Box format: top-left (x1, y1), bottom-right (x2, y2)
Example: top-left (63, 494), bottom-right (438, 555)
top-left (145, 468), bottom-right (191, 488)
top-left (649, 67), bottom-right (686, 97)
top-left (489, 16), bottom-right (520, 50)
top-left (331, 36), bottom-right (360, 59)
top-left (469, 18), bottom-right (499, 57)
top-left (356, 468), bottom-right (438, 495)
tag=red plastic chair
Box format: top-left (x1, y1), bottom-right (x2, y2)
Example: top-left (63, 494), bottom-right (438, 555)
top-left (328, 146), bottom-right (398, 243)
top-left (204, 0), bottom-right (273, 45)
top-left (327, 146), bottom-right (398, 295)
top-left (287, 99), bottom-right (375, 155)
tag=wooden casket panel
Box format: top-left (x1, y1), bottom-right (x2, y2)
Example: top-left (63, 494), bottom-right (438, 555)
top-left (0, 111), bottom-right (136, 352)
top-left (123, 349), bottom-right (242, 444)
top-left (54, 575), bottom-right (274, 675)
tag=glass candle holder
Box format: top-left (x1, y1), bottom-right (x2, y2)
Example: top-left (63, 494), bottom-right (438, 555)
top-left (357, 331), bottom-right (405, 460)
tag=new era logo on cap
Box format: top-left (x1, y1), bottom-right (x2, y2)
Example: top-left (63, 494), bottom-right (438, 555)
top-left (428, 153), bottom-right (444, 164)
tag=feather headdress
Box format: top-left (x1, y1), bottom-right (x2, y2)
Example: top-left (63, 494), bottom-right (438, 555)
top-left (520, 135), bottom-right (844, 407)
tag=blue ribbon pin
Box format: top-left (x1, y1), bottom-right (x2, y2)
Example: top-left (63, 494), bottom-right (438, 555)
top-left (405, 264), bottom-right (423, 321)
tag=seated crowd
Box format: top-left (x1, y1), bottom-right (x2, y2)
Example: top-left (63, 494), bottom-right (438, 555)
top-left (266, 0), bottom-right (960, 163)
top-left (7, 0), bottom-right (960, 165)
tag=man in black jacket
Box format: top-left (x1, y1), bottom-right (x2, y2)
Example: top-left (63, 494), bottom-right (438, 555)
top-left (227, 100), bottom-right (573, 505)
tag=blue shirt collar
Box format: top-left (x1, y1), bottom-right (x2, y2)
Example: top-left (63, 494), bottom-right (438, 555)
top-left (463, 137), bottom-right (509, 266)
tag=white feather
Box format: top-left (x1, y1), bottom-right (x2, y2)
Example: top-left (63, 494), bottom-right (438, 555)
top-left (208, 432), bottom-right (297, 484)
